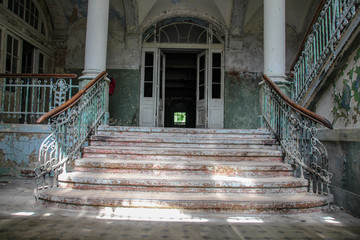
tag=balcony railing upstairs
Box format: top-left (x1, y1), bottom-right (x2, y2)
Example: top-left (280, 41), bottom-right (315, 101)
top-left (291, 0), bottom-right (360, 103)
top-left (34, 71), bottom-right (108, 196)
top-left (0, 73), bottom-right (78, 124)
top-left (262, 74), bottom-right (333, 195)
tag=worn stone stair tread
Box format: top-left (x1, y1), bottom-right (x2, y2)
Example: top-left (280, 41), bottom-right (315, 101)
top-left (59, 172), bottom-right (307, 187)
top-left (97, 126), bottom-right (273, 135)
top-left (92, 133), bottom-right (275, 139)
top-left (90, 136), bottom-right (278, 145)
top-left (38, 188), bottom-right (332, 209)
top-left (89, 139), bottom-right (279, 149)
top-left (91, 135), bottom-right (276, 141)
top-left (75, 158), bottom-right (292, 170)
top-left (83, 146), bottom-right (284, 156)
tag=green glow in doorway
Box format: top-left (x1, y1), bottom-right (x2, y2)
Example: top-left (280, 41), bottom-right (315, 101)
top-left (174, 112), bottom-right (186, 125)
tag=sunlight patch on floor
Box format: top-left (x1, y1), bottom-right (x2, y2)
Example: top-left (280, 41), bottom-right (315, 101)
top-left (227, 216), bottom-right (264, 223)
top-left (10, 212), bottom-right (34, 216)
top-left (96, 207), bottom-right (209, 222)
top-left (323, 216), bottom-right (342, 224)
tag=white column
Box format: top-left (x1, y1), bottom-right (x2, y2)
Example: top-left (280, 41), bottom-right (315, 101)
top-left (81, 0), bottom-right (110, 80)
top-left (264, 0), bottom-right (286, 78)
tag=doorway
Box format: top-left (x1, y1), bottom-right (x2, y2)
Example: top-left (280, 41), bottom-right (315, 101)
top-left (164, 51), bottom-right (198, 128)
top-left (139, 48), bottom-right (224, 128)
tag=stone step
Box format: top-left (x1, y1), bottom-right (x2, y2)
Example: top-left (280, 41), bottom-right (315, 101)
top-left (89, 136), bottom-right (279, 149)
top-left (95, 131), bottom-right (275, 140)
top-left (96, 126), bottom-right (273, 136)
top-left (38, 189), bottom-right (333, 213)
top-left (74, 158), bottom-right (293, 177)
top-left (82, 153), bottom-right (284, 162)
top-left (58, 172), bottom-right (308, 194)
top-left (82, 146), bottom-right (284, 158)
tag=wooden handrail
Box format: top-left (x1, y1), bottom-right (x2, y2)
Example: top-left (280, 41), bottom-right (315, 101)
top-left (36, 71), bottom-right (108, 124)
top-left (263, 74), bottom-right (333, 129)
top-left (0, 73), bottom-right (77, 78)
top-left (290, 0), bottom-right (326, 70)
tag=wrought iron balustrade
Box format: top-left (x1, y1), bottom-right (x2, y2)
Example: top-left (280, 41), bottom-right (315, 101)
top-left (291, 0), bottom-right (360, 103)
top-left (0, 73), bottom-right (78, 124)
top-left (262, 74), bottom-right (333, 195)
top-left (34, 71), bottom-right (108, 195)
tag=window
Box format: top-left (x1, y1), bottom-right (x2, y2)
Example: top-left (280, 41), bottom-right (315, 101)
top-left (143, 17), bottom-right (223, 44)
top-left (5, 34), bottom-right (20, 73)
top-left (174, 112), bottom-right (186, 125)
top-left (38, 52), bottom-right (44, 73)
top-left (212, 53), bottom-right (221, 99)
top-left (198, 54), bottom-right (205, 100)
top-left (144, 52), bottom-right (154, 97)
top-left (6, 0), bottom-right (46, 36)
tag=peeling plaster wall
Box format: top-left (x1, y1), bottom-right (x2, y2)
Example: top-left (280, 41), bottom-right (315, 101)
top-left (65, 19), bottom-right (86, 69)
top-left (0, 124), bottom-right (51, 177)
top-left (316, 46), bottom-right (360, 128)
top-left (65, 8), bottom-right (140, 70)
top-left (313, 44), bottom-right (360, 217)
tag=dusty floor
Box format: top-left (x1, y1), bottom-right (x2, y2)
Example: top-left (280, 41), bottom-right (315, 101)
top-left (0, 177), bottom-right (360, 240)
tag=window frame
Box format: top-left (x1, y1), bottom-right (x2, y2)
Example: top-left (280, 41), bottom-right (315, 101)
top-left (1, 0), bottom-right (47, 37)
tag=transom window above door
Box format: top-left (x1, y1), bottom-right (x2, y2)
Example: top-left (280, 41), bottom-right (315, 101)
top-left (143, 17), bottom-right (224, 44)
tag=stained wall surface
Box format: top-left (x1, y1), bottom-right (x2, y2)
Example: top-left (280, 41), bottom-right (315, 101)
top-left (0, 125), bottom-right (51, 177)
top-left (314, 44), bottom-right (360, 217)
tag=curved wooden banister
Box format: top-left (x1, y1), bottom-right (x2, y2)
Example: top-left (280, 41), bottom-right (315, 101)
top-left (36, 71), bottom-right (108, 124)
top-left (290, 0), bottom-right (325, 70)
top-left (0, 73), bottom-right (77, 78)
top-left (263, 74), bottom-right (333, 129)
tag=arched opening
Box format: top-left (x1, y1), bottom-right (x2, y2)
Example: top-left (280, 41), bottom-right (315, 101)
top-left (140, 17), bottom-right (225, 129)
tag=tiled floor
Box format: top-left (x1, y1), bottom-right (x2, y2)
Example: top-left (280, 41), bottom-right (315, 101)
top-left (1, 177), bottom-right (360, 240)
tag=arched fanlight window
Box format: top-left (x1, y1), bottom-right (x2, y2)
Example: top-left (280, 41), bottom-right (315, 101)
top-left (143, 17), bottom-right (224, 44)
top-left (4, 0), bottom-right (47, 36)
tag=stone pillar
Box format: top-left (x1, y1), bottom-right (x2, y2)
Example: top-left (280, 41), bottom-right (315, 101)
top-left (80, 0), bottom-right (110, 82)
top-left (261, 0), bottom-right (288, 127)
top-left (80, 0), bottom-right (110, 121)
top-left (263, 0), bottom-right (289, 94)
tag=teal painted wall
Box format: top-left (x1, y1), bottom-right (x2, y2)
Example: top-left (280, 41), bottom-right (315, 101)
top-left (224, 72), bottom-right (261, 129)
top-left (108, 69), bottom-right (140, 126)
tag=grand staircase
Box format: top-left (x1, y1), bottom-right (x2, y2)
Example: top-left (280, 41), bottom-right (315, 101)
top-left (37, 126), bottom-right (332, 213)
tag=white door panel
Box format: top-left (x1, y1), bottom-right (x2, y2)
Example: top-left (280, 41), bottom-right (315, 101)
top-left (196, 50), bottom-right (208, 128)
top-left (140, 50), bottom-right (156, 127)
top-left (208, 51), bottom-right (224, 129)
top-left (156, 50), bottom-right (166, 127)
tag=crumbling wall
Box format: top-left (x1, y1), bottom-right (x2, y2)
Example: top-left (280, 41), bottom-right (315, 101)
top-left (314, 43), bottom-right (360, 217)
top-left (0, 124), bottom-right (51, 177)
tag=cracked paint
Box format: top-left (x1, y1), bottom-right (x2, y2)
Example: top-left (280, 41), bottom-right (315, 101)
top-left (0, 124), bottom-right (51, 176)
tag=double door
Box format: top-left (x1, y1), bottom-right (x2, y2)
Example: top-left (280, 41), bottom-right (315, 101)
top-left (140, 49), bottom-right (224, 129)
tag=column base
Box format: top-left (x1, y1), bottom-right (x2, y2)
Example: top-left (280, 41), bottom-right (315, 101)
top-left (264, 74), bottom-right (291, 97)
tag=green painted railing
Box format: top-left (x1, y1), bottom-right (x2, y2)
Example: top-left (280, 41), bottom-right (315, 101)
top-left (0, 73), bottom-right (78, 124)
top-left (262, 75), bottom-right (333, 195)
top-left (34, 71), bottom-right (108, 194)
top-left (291, 0), bottom-right (360, 103)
